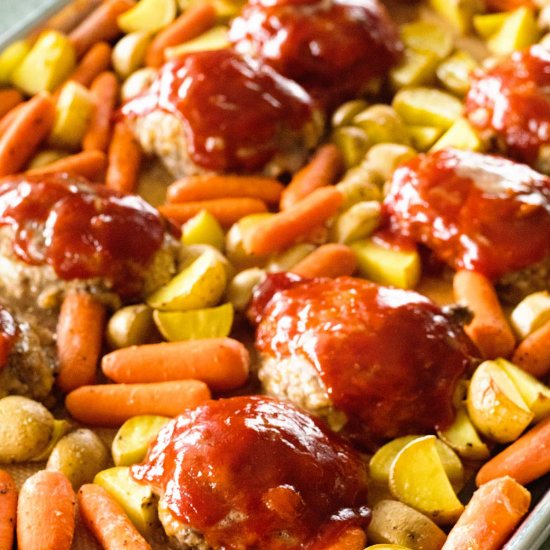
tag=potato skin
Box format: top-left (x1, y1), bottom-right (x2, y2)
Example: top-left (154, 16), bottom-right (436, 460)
top-left (47, 428), bottom-right (110, 489)
top-left (0, 396), bottom-right (54, 463)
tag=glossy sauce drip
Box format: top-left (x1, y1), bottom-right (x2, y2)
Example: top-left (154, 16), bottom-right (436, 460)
top-left (252, 273), bottom-right (475, 441)
top-left (383, 148), bottom-right (550, 280)
top-left (466, 45), bottom-right (550, 163)
top-left (229, 0), bottom-right (402, 107)
top-left (0, 173), bottom-right (168, 297)
top-left (121, 49), bottom-right (315, 173)
top-left (132, 396), bottom-right (370, 549)
top-left (0, 307), bottom-right (17, 369)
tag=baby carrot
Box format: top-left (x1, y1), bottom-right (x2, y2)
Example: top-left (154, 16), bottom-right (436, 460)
top-left (476, 415), bottom-right (550, 486)
top-left (0, 89), bottom-right (23, 120)
top-left (511, 318), bottom-right (550, 378)
top-left (78, 484), bottom-right (151, 550)
top-left (442, 476), bottom-right (530, 550)
top-left (0, 470), bottom-right (16, 550)
top-left (145, 3), bottom-right (217, 68)
top-left (56, 290), bottom-right (106, 393)
top-left (159, 197), bottom-right (268, 227)
top-left (102, 338), bottom-right (250, 392)
top-left (69, 0), bottom-right (135, 58)
top-left (65, 380), bottom-right (211, 426)
top-left (65, 42), bottom-right (112, 89)
top-left (105, 122), bottom-right (142, 193)
top-left (280, 144), bottom-right (343, 210)
top-left (167, 174), bottom-right (284, 205)
top-left (17, 470), bottom-right (75, 550)
top-left (321, 528), bottom-right (366, 550)
top-left (0, 93), bottom-right (55, 177)
top-left (453, 270), bottom-right (515, 359)
top-left (27, 150), bottom-right (107, 180)
top-left (244, 186), bottom-right (343, 256)
top-left (83, 71), bottom-right (119, 152)
top-left (290, 243), bottom-right (357, 279)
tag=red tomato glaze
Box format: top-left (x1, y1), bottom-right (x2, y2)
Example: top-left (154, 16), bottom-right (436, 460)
top-left (466, 45), bottom-right (550, 164)
top-left (0, 172), bottom-right (170, 297)
top-left (132, 395), bottom-right (370, 549)
top-left (121, 49), bottom-right (316, 173)
top-left (229, 0), bottom-right (402, 107)
top-left (0, 307), bottom-right (17, 369)
top-left (384, 148), bottom-right (550, 280)
top-left (250, 273), bottom-right (476, 442)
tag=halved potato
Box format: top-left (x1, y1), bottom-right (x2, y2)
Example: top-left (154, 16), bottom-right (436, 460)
top-left (367, 499), bottom-right (447, 550)
top-left (182, 210), bottom-right (225, 251)
top-left (467, 360), bottom-right (534, 443)
top-left (389, 435), bottom-right (464, 525)
top-left (147, 249), bottom-right (227, 310)
top-left (117, 0), bottom-right (176, 34)
top-left (510, 291), bottom-right (550, 339)
top-left (225, 213), bottom-right (273, 268)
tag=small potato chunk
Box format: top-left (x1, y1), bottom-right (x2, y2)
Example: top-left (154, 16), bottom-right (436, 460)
top-left (165, 26), bottom-right (230, 59)
top-left (367, 500), bottom-right (447, 550)
top-left (31, 419), bottom-right (73, 462)
top-left (511, 291), bottom-right (550, 339)
top-left (47, 428), bottom-right (110, 489)
top-left (94, 466), bottom-right (159, 536)
top-left (112, 415), bottom-right (170, 467)
top-left (389, 435), bottom-right (464, 525)
top-left (467, 360), bottom-right (534, 443)
top-left (106, 304), bottom-right (156, 350)
top-left (117, 0), bottom-right (176, 33)
top-left (0, 40), bottom-right (30, 84)
top-left (226, 268), bottom-right (266, 312)
top-left (0, 396), bottom-right (54, 463)
top-left (182, 210), bottom-right (225, 250)
top-left (112, 31), bottom-right (151, 79)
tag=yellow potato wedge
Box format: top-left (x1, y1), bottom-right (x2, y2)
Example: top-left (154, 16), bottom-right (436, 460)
top-left (165, 26), bottom-right (230, 59)
top-left (106, 304), bottom-right (156, 350)
top-left (511, 291), bottom-right (550, 339)
top-left (389, 435), bottom-right (464, 525)
top-left (0, 40), bottom-right (30, 85)
top-left (112, 31), bottom-right (151, 79)
top-left (117, 0), bottom-right (176, 34)
top-left (367, 499), bottom-right (447, 550)
top-left (182, 210), bottom-right (225, 251)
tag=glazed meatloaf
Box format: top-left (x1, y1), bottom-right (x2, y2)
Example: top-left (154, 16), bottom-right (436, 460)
top-left (132, 395), bottom-right (370, 549)
top-left (121, 49), bottom-right (322, 178)
top-left (383, 148), bottom-right (550, 303)
top-left (249, 273), bottom-right (478, 447)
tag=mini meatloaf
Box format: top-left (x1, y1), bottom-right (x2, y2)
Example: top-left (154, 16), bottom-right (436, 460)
top-left (132, 395), bottom-right (370, 550)
top-left (383, 148), bottom-right (550, 302)
top-left (0, 172), bottom-right (180, 307)
top-left (0, 305), bottom-right (55, 402)
top-left (121, 49), bottom-right (322, 178)
top-left (249, 273), bottom-right (477, 447)
top-left (229, 0), bottom-right (402, 107)
top-left (466, 45), bottom-right (550, 171)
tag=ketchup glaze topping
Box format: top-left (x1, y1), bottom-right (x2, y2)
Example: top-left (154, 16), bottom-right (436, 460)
top-left (0, 173), bottom-right (169, 297)
top-left (0, 307), bottom-right (17, 369)
top-left (466, 45), bottom-right (550, 164)
top-left (229, 0), bottom-right (402, 106)
top-left (384, 148), bottom-right (550, 280)
top-left (251, 273), bottom-right (476, 441)
top-left (121, 49), bottom-right (316, 173)
top-left (132, 395), bottom-right (370, 549)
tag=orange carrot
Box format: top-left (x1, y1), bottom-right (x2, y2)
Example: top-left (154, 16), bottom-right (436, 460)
top-left (0, 89), bottom-right (23, 120)
top-left (290, 243), bottom-right (357, 278)
top-left (102, 338), bottom-right (250, 392)
top-left (159, 197), bottom-right (268, 227)
top-left (17, 470), bottom-right (75, 550)
top-left (78, 484), bottom-right (151, 550)
top-left (0, 102), bottom-right (25, 138)
top-left (0, 470), bottom-right (16, 550)
top-left (0, 93), bottom-right (55, 177)
top-left (167, 174), bottom-right (284, 205)
top-left (453, 270), bottom-right (516, 359)
top-left (105, 122), bottom-right (142, 193)
top-left (243, 186), bottom-right (343, 256)
top-left (321, 528), bottom-right (366, 550)
top-left (145, 3), bottom-right (217, 68)
top-left (56, 290), bottom-right (106, 393)
top-left (83, 71), bottom-right (119, 152)
top-left (69, 0), bottom-right (135, 58)
top-left (65, 380), bottom-right (211, 426)
top-left (65, 42), bottom-right (112, 89)
top-left (512, 318), bottom-right (550, 378)
top-left (476, 415), bottom-right (550, 486)
top-left (442, 476), bottom-right (530, 550)
top-left (280, 144), bottom-right (343, 210)
top-left (27, 150), bottom-right (107, 180)
top-left (485, 0), bottom-right (533, 10)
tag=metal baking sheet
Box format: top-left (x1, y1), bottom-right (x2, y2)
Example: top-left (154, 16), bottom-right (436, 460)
top-left (0, 1), bottom-right (549, 548)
